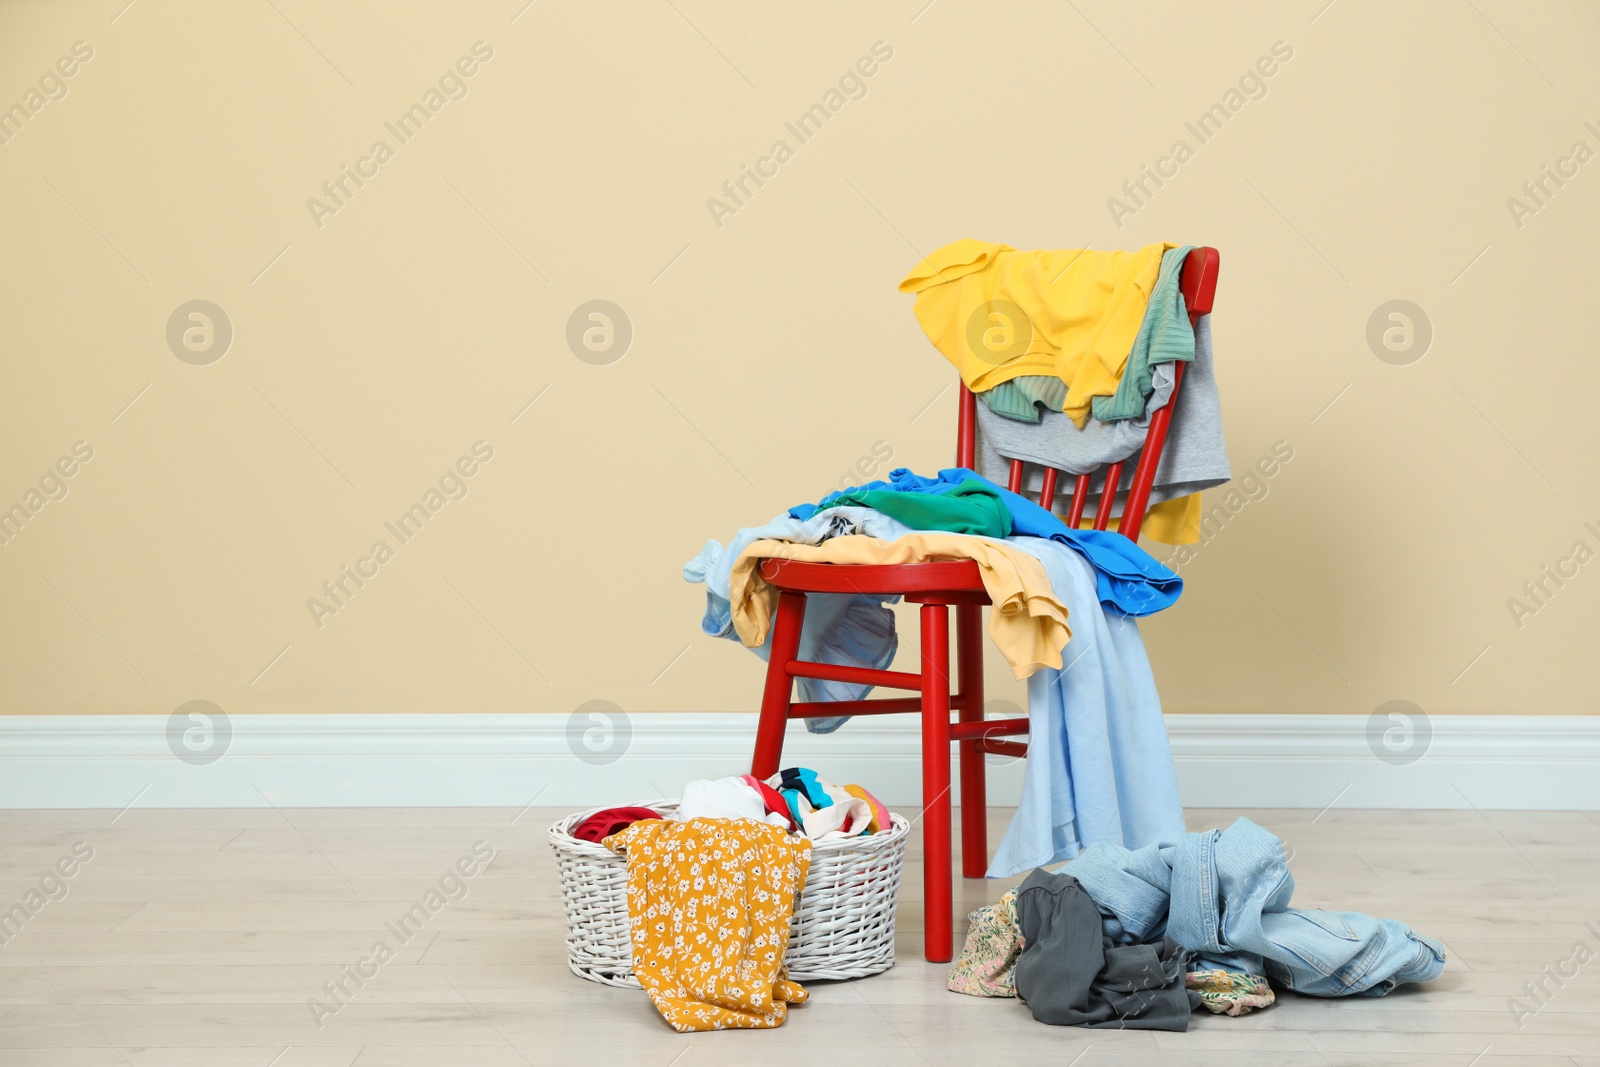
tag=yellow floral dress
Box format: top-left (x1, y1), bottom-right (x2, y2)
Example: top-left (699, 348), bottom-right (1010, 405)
top-left (604, 817), bottom-right (812, 1032)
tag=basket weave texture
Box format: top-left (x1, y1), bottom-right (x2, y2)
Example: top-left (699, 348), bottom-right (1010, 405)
top-left (550, 800), bottom-right (908, 985)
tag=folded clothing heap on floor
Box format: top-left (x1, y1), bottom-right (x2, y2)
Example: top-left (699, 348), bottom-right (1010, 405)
top-left (947, 817), bottom-right (1448, 1031)
top-left (581, 769), bottom-right (893, 1033)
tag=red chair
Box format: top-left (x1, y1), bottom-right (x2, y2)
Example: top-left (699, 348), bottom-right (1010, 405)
top-left (750, 247), bottom-right (1221, 962)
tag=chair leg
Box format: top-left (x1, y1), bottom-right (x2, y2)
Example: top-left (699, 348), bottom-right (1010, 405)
top-left (919, 602), bottom-right (953, 963)
top-left (752, 591), bottom-right (806, 779)
top-left (955, 603), bottom-right (988, 879)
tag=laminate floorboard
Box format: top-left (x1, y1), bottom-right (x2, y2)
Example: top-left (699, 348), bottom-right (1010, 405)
top-left (1, 806), bottom-right (1594, 1066)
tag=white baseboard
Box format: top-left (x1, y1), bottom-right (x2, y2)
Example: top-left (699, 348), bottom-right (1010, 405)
top-left (0, 713), bottom-right (1595, 810)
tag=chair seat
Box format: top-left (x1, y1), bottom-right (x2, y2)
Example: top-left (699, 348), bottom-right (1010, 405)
top-left (755, 557), bottom-right (991, 600)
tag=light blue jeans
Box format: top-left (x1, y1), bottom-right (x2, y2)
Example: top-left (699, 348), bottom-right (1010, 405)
top-left (1063, 816), bottom-right (1447, 996)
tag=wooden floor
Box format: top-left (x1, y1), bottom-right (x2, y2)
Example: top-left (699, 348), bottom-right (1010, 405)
top-left (1, 805), bottom-right (1597, 1066)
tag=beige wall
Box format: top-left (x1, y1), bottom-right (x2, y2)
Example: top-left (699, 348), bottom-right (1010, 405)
top-left (2, 1), bottom-right (1597, 718)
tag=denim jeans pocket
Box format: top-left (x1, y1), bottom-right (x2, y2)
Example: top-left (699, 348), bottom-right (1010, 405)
top-left (1292, 909), bottom-right (1360, 941)
top-left (1268, 909), bottom-right (1367, 984)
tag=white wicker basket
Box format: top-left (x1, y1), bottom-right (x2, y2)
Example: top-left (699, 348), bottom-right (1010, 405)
top-left (550, 800), bottom-right (908, 986)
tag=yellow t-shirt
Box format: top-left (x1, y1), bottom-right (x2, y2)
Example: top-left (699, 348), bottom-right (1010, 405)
top-left (731, 533), bottom-right (1070, 679)
top-left (899, 240), bottom-right (1170, 427)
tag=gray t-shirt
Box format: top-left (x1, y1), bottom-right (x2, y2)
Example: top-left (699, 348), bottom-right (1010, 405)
top-left (976, 314), bottom-right (1229, 515)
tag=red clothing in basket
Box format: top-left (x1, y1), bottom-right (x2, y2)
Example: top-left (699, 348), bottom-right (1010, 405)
top-left (570, 806), bottom-right (661, 844)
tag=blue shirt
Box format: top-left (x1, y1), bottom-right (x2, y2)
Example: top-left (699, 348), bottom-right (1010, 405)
top-left (790, 467), bottom-right (1182, 616)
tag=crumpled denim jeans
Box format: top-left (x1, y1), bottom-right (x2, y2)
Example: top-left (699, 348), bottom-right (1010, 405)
top-left (1063, 817), bottom-right (1447, 996)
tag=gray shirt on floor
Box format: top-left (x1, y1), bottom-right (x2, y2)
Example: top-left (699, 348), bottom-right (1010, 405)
top-left (1013, 867), bottom-right (1200, 1031)
top-left (976, 315), bottom-right (1230, 515)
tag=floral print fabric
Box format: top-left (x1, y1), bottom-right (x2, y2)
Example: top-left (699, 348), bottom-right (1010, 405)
top-left (1186, 969), bottom-right (1276, 1016)
top-left (947, 889), bottom-right (1022, 997)
top-left (947, 892), bottom-right (1275, 1019)
top-left (605, 817), bottom-right (812, 1032)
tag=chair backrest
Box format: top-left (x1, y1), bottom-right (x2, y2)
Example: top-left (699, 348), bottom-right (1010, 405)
top-left (955, 246), bottom-right (1220, 543)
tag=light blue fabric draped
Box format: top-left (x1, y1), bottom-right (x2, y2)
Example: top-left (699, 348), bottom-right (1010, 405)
top-left (682, 507), bottom-right (915, 733)
top-left (986, 536), bottom-right (1186, 877)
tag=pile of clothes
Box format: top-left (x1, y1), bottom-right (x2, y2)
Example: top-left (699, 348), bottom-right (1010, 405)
top-left (684, 239), bottom-right (1228, 880)
top-left (686, 470), bottom-right (1190, 878)
top-left (900, 240), bottom-right (1230, 545)
top-left (948, 818), bottom-right (1447, 1030)
top-left (571, 769), bottom-right (891, 845)
top-left (584, 769), bottom-right (891, 1033)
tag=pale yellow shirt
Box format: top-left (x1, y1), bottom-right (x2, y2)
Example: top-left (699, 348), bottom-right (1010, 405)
top-left (730, 533), bottom-right (1070, 679)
